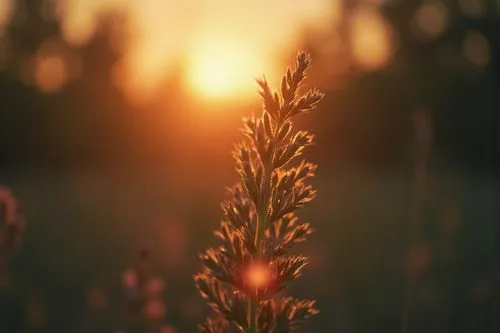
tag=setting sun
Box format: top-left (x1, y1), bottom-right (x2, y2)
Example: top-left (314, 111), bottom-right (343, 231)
top-left (186, 40), bottom-right (265, 100)
top-left (191, 55), bottom-right (235, 96)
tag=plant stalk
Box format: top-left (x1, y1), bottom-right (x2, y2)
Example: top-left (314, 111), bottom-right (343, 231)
top-left (256, 172), bottom-right (270, 247)
top-left (249, 108), bottom-right (286, 332)
top-left (250, 153), bottom-right (273, 333)
top-left (249, 297), bottom-right (258, 333)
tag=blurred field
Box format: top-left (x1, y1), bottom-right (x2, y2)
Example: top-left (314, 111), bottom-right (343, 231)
top-left (0, 167), bottom-right (498, 332)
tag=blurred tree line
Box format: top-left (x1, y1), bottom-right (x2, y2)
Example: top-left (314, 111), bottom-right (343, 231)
top-left (0, 0), bottom-right (498, 173)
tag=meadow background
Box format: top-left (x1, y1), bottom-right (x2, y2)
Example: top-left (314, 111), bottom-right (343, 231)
top-left (0, 0), bottom-right (499, 332)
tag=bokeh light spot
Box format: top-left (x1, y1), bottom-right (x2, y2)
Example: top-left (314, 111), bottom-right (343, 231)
top-left (0, 0), bottom-right (14, 34)
top-left (413, 1), bottom-right (448, 40)
top-left (350, 6), bottom-right (396, 70)
top-left (56, 0), bottom-right (101, 46)
top-left (246, 263), bottom-right (271, 289)
top-left (121, 268), bottom-right (138, 290)
top-left (34, 55), bottom-right (68, 93)
top-left (145, 277), bottom-right (165, 297)
top-left (145, 299), bottom-right (166, 319)
top-left (462, 31), bottom-right (490, 67)
top-left (32, 39), bottom-right (82, 93)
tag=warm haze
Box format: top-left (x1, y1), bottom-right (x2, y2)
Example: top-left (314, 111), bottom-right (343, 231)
top-left (1, 0), bottom-right (341, 102)
top-left (58, 0), bottom-right (336, 102)
top-left (0, 0), bottom-right (403, 104)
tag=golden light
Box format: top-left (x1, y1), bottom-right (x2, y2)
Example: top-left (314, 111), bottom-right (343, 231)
top-left (48, 0), bottom-right (337, 101)
top-left (33, 40), bottom-right (78, 93)
top-left (350, 6), bottom-right (396, 71)
top-left (186, 39), bottom-right (264, 100)
top-left (57, 0), bottom-right (117, 46)
top-left (246, 263), bottom-right (272, 289)
top-left (60, 10), bottom-right (96, 47)
top-left (0, 0), bottom-right (13, 32)
top-left (35, 55), bottom-right (68, 93)
top-left (192, 56), bottom-right (233, 96)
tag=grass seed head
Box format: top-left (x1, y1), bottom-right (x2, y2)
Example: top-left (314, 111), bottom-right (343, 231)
top-left (195, 51), bottom-right (324, 332)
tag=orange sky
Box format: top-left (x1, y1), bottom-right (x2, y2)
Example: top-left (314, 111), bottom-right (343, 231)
top-left (0, 1), bottom-right (404, 102)
top-left (54, 0), bottom-right (338, 101)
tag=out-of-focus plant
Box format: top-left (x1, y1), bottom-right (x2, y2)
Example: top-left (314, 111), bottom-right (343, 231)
top-left (0, 186), bottom-right (25, 284)
top-left (194, 51), bottom-right (324, 332)
top-left (120, 245), bottom-right (171, 333)
top-left (0, 187), bottom-right (25, 333)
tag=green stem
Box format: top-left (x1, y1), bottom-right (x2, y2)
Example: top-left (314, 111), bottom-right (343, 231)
top-left (249, 171), bottom-right (270, 333)
top-left (249, 297), bottom-right (258, 333)
top-left (255, 118), bottom-right (284, 246)
top-left (256, 172), bottom-right (270, 247)
top-left (249, 114), bottom-right (284, 333)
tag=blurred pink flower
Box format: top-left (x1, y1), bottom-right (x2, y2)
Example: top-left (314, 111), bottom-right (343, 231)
top-left (122, 268), bottom-right (138, 290)
top-left (145, 299), bottom-right (166, 319)
top-left (0, 186), bottom-right (25, 253)
top-left (0, 187), bottom-right (17, 224)
top-left (145, 277), bottom-right (165, 297)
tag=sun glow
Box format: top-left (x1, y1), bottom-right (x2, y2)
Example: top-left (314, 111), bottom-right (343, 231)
top-left (35, 0), bottom-right (337, 101)
top-left (186, 39), bottom-right (267, 100)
